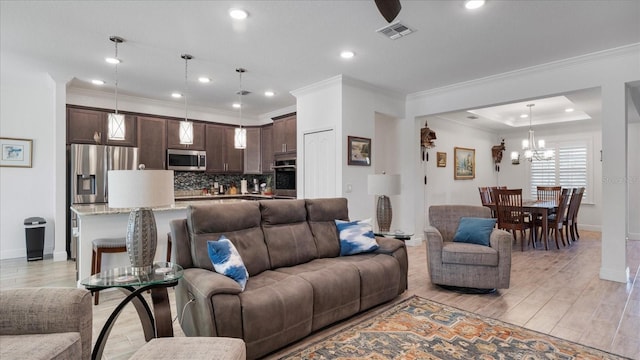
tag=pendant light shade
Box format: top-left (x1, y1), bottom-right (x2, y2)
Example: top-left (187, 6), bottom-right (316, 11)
top-left (234, 67), bottom-right (247, 149)
top-left (179, 54), bottom-right (194, 145)
top-left (108, 36), bottom-right (125, 141)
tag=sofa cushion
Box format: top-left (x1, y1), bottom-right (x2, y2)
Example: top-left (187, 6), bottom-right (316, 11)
top-left (187, 202), bottom-right (271, 276)
top-left (0, 333), bottom-right (82, 360)
top-left (207, 236), bottom-right (249, 291)
top-left (453, 217), bottom-right (497, 246)
top-left (335, 219), bottom-right (379, 256)
top-left (442, 242), bottom-right (499, 266)
top-left (239, 270), bottom-right (314, 359)
top-left (305, 198), bottom-right (349, 258)
top-left (260, 200), bottom-right (318, 268)
top-left (274, 259), bottom-right (361, 331)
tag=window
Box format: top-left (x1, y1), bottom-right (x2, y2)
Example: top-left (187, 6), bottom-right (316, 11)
top-left (529, 140), bottom-right (591, 202)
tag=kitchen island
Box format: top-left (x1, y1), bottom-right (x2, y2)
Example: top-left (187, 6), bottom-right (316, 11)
top-left (71, 196), bottom-right (264, 286)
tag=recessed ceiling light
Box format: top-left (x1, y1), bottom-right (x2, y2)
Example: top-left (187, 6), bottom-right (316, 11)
top-left (520, 114), bottom-right (528, 118)
top-left (171, 92), bottom-right (182, 98)
top-left (232, 103), bottom-right (241, 109)
top-left (264, 90), bottom-right (275, 97)
top-left (340, 51), bottom-right (355, 59)
top-left (198, 77), bottom-right (211, 83)
top-left (565, 108), bottom-right (575, 113)
top-left (91, 79), bottom-right (105, 85)
top-left (105, 57), bottom-right (120, 64)
top-left (465, 0), bottom-right (485, 10)
top-left (229, 8), bottom-right (248, 20)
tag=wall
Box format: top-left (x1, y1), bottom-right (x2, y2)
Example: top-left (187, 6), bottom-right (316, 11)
top-left (0, 53), bottom-right (62, 259)
top-left (628, 122), bottom-right (640, 240)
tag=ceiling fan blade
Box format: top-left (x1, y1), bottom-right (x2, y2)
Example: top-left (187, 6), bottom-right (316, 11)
top-left (375, 0), bottom-right (401, 23)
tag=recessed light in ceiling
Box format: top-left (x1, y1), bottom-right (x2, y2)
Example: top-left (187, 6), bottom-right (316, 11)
top-left (229, 9), bottom-right (248, 20)
top-left (105, 57), bottom-right (120, 64)
top-left (198, 77), bottom-right (211, 83)
top-left (340, 51), bottom-right (355, 59)
top-left (520, 114), bottom-right (528, 118)
top-left (264, 91), bottom-right (275, 97)
top-left (465, 0), bottom-right (485, 10)
top-left (565, 108), bottom-right (575, 112)
top-left (232, 103), bottom-right (241, 109)
top-left (171, 92), bottom-right (182, 98)
top-left (91, 79), bottom-right (105, 85)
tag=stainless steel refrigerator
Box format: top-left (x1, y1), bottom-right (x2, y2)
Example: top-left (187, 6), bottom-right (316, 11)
top-left (67, 144), bottom-right (138, 260)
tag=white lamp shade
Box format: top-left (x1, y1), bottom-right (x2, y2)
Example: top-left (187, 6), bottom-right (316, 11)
top-left (108, 170), bottom-right (175, 208)
top-left (234, 127), bottom-right (247, 149)
top-left (367, 174), bottom-right (401, 196)
top-left (179, 120), bottom-right (193, 145)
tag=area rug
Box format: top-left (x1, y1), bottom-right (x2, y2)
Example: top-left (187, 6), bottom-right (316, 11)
top-left (278, 295), bottom-right (629, 360)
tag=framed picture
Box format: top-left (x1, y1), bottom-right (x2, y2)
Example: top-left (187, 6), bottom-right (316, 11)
top-left (347, 136), bottom-right (371, 166)
top-left (454, 147), bottom-right (475, 180)
top-left (437, 152), bottom-right (447, 167)
top-left (0, 137), bottom-right (32, 168)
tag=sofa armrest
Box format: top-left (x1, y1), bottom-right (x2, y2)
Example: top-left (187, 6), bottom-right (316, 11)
top-left (0, 287), bottom-right (92, 360)
top-left (182, 268), bottom-right (243, 298)
top-left (373, 236), bottom-right (405, 254)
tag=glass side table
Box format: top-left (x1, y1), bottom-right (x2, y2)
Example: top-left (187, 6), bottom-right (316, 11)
top-left (81, 262), bottom-right (183, 360)
top-left (374, 231), bottom-right (414, 241)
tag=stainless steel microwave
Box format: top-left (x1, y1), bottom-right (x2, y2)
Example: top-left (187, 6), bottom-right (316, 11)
top-left (167, 149), bottom-right (206, 171)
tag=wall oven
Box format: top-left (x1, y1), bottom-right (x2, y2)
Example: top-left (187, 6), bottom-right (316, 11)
top-left (273, 157), bottom-right (296, 197)
top-left (167, 149), bottom-right (206, 171)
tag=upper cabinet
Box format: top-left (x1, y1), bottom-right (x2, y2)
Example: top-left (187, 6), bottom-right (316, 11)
top-left (243, 127), bottom-right (262, 174)
top-left (167, 120), bottom-right (205, 150)
top-left (273, 113), bottom-right (296, 155)
top-left (137, 116), bottom-right (167, 169)
top-left (205, 124), bottom-right (244, 173)
top-left (261, 124), bottom-right (274, 173)
top-left (67, 107), bottom-right (136, 146)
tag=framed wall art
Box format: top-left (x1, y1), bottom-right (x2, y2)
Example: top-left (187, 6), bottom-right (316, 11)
top-left (454, 147), bottom-right (475, 180)
top-left (0, 137), bottom-right (32, 168)
top-left (347, 136), bottom-right (371, 166)
top-left (436, 152), bottom-right (446, 167)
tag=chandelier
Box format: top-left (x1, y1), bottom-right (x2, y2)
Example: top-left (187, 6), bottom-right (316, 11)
top-left (511, 103), bottom-right (552, 164)
top-left (179, 54), bottom-right (194, 145)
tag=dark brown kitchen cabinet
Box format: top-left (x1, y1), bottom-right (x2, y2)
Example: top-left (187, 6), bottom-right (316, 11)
top-left (243, 127), bottom-right (262, 174)
top-left (273, 113), bottom-right (296, 154)
top-left (205, 124), bottom-right (243, 173)
top-left (66, 107), bottom-right (136, 146)
top-left (137, 116), bottom-right (167, 169)
top-left (261, 124), bottom-right (274, 173)
top-left (167, 120), bottom-right (205, 150)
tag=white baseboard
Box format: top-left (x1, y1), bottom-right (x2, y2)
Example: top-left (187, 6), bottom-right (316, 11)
top-left (0, 248), bottom-right (26, 260)
top-left (600, 266), bottom-right (630, 283)
top-left (53, 251), bottom-right (68, 262)
top-left (579, 224), bottom-right (601, 232)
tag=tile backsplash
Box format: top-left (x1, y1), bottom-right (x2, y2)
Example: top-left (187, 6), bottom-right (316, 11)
top-left (174, 171), bottom-right (271, 194)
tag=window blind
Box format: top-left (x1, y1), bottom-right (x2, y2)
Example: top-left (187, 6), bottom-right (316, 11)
top-left (530, 142), bottom-right (589, 201)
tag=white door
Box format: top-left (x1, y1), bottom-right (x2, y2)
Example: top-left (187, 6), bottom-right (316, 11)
top-left (303, 129), bottom-right (335, 198)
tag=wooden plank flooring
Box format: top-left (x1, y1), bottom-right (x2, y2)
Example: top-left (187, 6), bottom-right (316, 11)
top-left (1, 231), bottom-right (638, 359)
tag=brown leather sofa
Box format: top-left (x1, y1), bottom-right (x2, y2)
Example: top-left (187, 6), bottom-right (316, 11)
top-left (169, 197), bottom-right (408, 359)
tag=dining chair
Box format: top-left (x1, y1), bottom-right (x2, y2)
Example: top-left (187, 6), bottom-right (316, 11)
top-left (564, 187), bottom-right (585, 242)
top-left (537, 186), bottom-right (562, 202)
top-left (534, 188), bottom-right (571, 249)
top-left (493, 188), bottom-right (533, 251)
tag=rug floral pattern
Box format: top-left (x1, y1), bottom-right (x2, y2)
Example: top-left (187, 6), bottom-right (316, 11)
top-left (279, 296), bottom-right (629, 360)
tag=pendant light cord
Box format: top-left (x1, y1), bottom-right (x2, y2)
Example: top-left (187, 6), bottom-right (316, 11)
top-left (184, 56), bottom-right (188, 122)
top-left (114, 40), bottom-right (119, 115)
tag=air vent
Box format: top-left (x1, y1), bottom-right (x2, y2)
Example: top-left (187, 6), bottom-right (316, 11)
top-left (236, 90), bottom-right (251, 95)
top-left (376, 22), bottom-right (415, 40)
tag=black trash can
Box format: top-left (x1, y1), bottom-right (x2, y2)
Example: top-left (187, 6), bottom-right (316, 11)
top-left (24, 217), bottom-right (46, 261)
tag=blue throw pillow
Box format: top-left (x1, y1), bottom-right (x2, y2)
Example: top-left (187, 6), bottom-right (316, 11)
top-left (207, 236), bottom-right (249, 291)
top-left (453, 217), bottom-right (497, 247)
top-left (335, 219), bottom-right (379, 256)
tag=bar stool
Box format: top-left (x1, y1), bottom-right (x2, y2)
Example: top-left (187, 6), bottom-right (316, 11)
top-left (91, 237), bottom-right (127, 305)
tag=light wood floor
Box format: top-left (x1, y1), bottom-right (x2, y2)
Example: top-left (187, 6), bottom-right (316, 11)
top-left (1, 231), bottom-right (638, 359)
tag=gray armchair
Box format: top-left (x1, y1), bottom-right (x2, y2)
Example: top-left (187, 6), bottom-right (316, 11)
top-left (0, 287), bottom-right (92, 360)
top-left (425, 205), bottom-right (512, 290)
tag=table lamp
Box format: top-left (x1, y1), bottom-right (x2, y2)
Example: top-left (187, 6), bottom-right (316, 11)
top-left (368, 173), bottom-right (401, 232)
top-left (108, 168), bottom-right (174, 275)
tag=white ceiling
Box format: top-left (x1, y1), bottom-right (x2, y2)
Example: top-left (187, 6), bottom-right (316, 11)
top-left (1, 1), bottom-right (639, 120)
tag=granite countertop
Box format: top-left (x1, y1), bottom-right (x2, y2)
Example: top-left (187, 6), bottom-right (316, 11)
top-left (71, 198), bottom-right (248, 216)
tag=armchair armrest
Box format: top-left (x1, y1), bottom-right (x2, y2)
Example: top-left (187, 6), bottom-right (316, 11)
top-left (489, 228), bottom-right (512, 287)
top-left (0, 287), bottom-right (92, 360)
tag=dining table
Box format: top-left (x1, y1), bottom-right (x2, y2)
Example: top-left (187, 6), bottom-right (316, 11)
top-left (484, 199), bottom-right (559, 250)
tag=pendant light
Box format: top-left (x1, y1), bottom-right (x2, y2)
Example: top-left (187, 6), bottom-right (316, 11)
top-left (179, 54), bottom-right (194, 145)
top-left (234, 67), bottom-right (247, 149)
top-left (107, 36), bottom-right (125, 141)
top-left (511, 103), bottom-right (553, 164)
